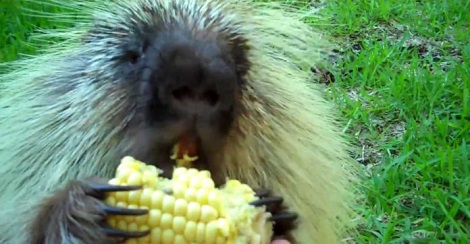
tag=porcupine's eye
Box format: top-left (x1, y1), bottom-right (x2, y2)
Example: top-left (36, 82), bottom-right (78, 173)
top-left (122, 39), bottom-right (151, 66)
top-left (124, 50), bottom-right (141, 64)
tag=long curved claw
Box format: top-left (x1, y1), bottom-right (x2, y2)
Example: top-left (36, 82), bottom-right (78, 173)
top-left (102, 227), bottom-right (150, 238)
top-left (269, 212), bottom-right (298, 223)
top-left (101, 205), bottom-right (148, 216)
top-left (89, 182), bottom-right (142, 193)
top-left (249, 196), bottom-right (283, 207)
top-left (252, 189), bottom-right (298, 239)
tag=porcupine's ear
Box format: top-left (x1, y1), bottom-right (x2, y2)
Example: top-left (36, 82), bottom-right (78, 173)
top-left (227, 34), bottom-right (251, 84)
top-left (81, 23), bottom-right (128, 45)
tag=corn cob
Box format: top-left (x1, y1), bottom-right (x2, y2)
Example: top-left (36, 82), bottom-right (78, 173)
top-left (105, 156), bottom-right (273, 244)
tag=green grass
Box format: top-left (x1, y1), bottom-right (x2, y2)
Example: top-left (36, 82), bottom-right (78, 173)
top-left (1, 0), bottom-right (469, 243)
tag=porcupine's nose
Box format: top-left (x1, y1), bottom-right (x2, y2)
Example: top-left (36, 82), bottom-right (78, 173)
top-left (164, 43), bottom-right (236, 118)
top-left (171, 85), bottom-right (220, 114)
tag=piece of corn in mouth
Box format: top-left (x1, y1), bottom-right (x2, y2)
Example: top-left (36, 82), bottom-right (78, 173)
top-left (105, 156), bottom-right (273, 244)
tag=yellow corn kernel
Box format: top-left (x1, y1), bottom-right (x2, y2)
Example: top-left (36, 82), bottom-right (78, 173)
top-left (173, 199), bottom-right (188, 216)
top-left (161, 195), bottom-right (176, 213)
top-left (148, 209), bottom-right (162, 228)
top-left (162, 229), bottom-right (175, 243)
top-left (183, 221), bottom-right (197, 241)
top-left (105, 156), bottom-right (274, 244)
top-left (150, 228), bottom-right (162, 242)
top-left (160, 213), bottom-right (173, 229)
top-left (139, 188), bottom-right (153, 206)
top-left (186, 202), bottom-right (201, 222)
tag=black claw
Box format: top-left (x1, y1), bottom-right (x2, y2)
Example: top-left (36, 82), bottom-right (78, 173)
top-left (269, 212), bottom-right (298, 223)
top-left (103, 227), bottom-right (150, 238)
top-left (255, 189), bottom-right (270, 197)
top-left (89, 182), bottom-right (142, 193)
top-left (250, 196), bottom-right (283, 207)
top-left (101, 205), bottom-right (148, 216)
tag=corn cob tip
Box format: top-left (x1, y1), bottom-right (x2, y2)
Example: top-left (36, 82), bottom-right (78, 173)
top-left (105, 156), bottom-right (274, 244)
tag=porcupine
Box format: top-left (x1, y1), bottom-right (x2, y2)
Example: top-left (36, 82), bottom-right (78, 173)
top-left (0, 0), bottom-right (362, 243)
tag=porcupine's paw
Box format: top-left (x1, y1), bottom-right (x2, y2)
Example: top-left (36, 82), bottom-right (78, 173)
top-left (250, 189), bottom-right (299, 242)
top-left (28, 178), bottom-right (149, 244)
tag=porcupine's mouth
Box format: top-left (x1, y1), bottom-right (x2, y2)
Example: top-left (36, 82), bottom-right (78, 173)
top-left (169, 131), bottom-right (200, 168)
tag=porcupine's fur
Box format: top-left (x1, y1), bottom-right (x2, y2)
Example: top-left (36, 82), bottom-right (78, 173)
top-left (0, 0), bottom-right (363, 243)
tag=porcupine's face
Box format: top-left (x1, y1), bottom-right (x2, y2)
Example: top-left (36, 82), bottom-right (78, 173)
top-left (87, 1), bottom-right (250, 171)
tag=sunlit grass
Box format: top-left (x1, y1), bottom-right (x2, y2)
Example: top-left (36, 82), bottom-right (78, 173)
top-left (1, 0), bottom-right (468, 243)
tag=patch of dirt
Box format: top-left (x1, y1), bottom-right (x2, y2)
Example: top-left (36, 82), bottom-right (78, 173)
top-left (308, 8), bottom-right (459, 170)
top-left (336, 87), bottom-right (406, 167)
top-left (383, 22), bottom-right (462, 72)
top-left (311, 21), bottom-right (463, 85)
top-left (356, 137), bottom-right (384, 167)
top-left (324, 22), bottom-right (463, 79)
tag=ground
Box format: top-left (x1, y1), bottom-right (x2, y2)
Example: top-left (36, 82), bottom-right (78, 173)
top-left (1, 0), bottom-right (469, 243)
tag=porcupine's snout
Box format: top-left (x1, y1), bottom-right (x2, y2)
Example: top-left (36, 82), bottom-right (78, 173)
top-left (129, 29), bottom-right (243, 172)
top-left (157, 34), bottom-right (239, 136)
top-left (166, 45), bottom-right (235, 123)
